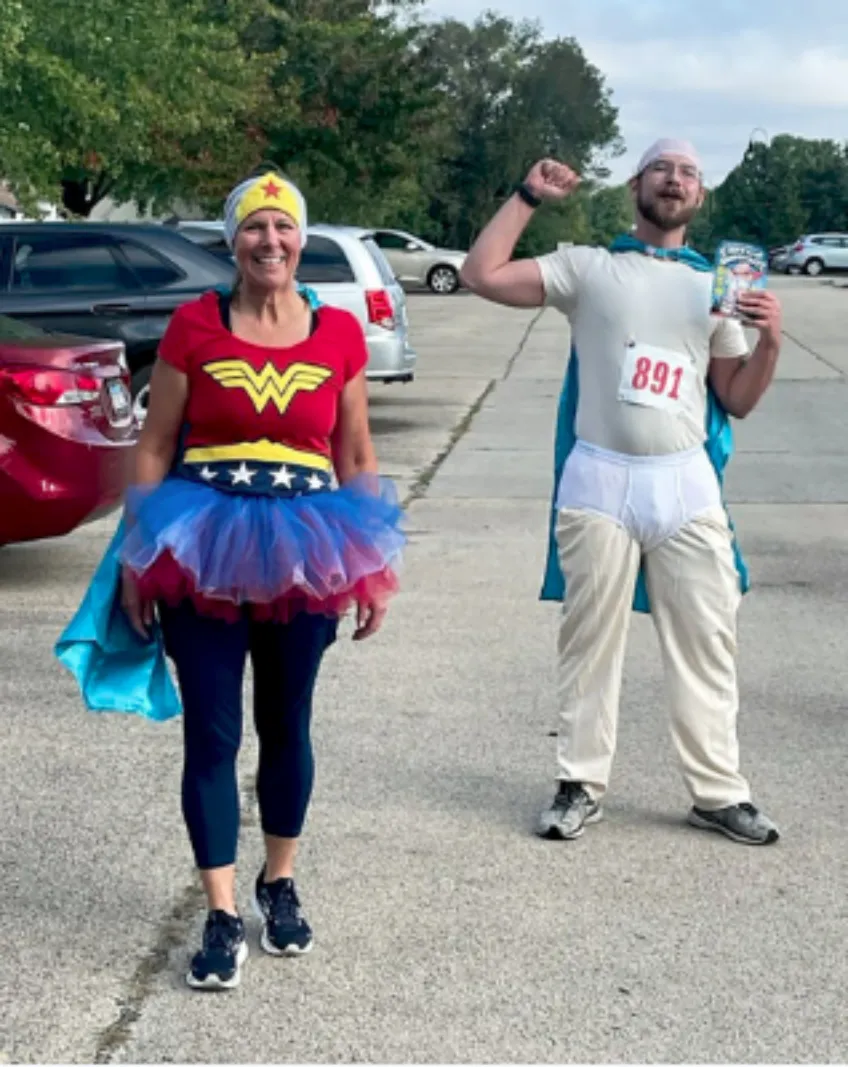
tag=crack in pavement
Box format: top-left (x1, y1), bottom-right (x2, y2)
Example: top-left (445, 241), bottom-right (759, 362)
top-left (502, 308), bottom-right (546, 381)
top-left (781, 328), bottom-right (845, 378)
top-left (93, 882), bottom-right (205, 1063)
top-left (89, 307), bottom-right (544, 1063)
top-left (403, 308), bottom-right (545, 506)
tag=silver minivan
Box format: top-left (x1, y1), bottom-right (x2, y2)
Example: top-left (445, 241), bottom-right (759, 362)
top-left (175, 221), bottom-right (417, 383)
top-left (781, 233), bottom-right (848, 276)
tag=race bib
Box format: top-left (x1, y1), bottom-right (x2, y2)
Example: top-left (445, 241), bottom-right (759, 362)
top-left (617, 342), bottom-right (695, 414)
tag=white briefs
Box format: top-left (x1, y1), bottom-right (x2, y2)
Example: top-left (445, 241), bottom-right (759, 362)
top-left (556, 440), bottom-right (723, 552)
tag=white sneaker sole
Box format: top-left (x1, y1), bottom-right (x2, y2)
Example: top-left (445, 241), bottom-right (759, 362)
top-left (687, 809), bottom-right (780, 845)
top-left (538, 806), bottom-right (603, 840)
top-left (186, 939), bottom-right (248, 990)
top-left (252, 890), bottom-right (314, 957)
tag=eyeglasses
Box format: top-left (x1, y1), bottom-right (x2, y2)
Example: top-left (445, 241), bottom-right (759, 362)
top-left (645, 159), bottom-right (701, 182)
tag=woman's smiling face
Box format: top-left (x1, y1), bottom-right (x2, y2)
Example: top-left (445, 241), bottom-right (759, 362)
top-left (233, 209), bottom-right (301, 292)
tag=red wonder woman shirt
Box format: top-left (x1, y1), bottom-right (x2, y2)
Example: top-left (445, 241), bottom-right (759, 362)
top-left (158, 291), bottom-right (368, 469)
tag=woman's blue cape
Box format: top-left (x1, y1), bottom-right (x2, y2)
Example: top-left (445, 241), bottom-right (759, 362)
top-left (54, 517), bottom-right (183, 720)
top-left (538, 234), bottom-right (750, 611)
top-left (54, 284), bottom-right (323, 720)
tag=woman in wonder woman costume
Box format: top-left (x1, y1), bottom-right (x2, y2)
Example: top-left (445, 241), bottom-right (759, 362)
top-left (114, 169), bottom-right (403, 989)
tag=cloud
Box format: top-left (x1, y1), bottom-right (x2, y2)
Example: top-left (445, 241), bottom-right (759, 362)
top-left (582, 33), bottom-right (848, 110)
top-left (418, 2), bottom-right (848, 184)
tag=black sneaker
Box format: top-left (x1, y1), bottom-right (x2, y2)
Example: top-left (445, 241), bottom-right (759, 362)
top-left (537, 781), bottom-right (602, 840)
top-left (252, 868), bottom-right (313, 956)
top-left (186, 909), bottom-right (248, 991)
top-left (688, 802), bottom-right (780, 845)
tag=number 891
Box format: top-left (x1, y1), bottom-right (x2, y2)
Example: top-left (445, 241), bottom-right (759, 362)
top-left (631, 357), bottom-right (683, 399)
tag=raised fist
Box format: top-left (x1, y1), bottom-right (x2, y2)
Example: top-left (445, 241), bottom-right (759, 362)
top-left (524, 159), bottom-right (581, 201)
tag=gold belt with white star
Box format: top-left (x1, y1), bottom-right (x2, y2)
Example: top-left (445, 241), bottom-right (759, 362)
top-left (177, 439), bottom-right (333, 497)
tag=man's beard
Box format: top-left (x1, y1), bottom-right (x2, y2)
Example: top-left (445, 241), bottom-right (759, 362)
top-left (637, 191), bottom-right (699, 232)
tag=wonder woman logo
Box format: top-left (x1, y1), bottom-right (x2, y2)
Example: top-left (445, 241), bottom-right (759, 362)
top-left (203, 360), bottom-right (333, 415)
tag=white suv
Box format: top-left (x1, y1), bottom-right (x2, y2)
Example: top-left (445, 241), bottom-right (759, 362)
top-left (175, 221), bottom-right (417, 384)
top-left (782, 233), bottom-right (848, 276)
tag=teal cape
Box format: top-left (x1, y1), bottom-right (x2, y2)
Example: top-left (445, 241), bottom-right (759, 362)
top-left (54, 284), bottom-right (323, 721)
top-left (538, 233), bottom-right (749, 610)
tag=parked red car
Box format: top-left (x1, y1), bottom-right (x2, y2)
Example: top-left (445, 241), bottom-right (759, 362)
top-left (0, 315), bottom-right (137, 545)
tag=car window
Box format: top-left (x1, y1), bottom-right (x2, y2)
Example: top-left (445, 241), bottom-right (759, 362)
top-left (198, 238), bottom-right (234, 263)
top-left (374, 231), bottom-right (411, 251)
top-left (0, 313), bottom-right (47, 340)
top-left (11, 234), bottom-right (139, 292)
top-left (0, 235), bottom-right (11, 290)
top-left (119, 240), bottom-right (184, 287)
top-left (176, 228), bottom-right (234, 262)
top-left (361, 237), bottom-right (398, 287)
top-left (298, 236), bottom-right (355, 283)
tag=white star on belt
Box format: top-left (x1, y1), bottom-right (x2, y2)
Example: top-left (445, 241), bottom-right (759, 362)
top-left (230, 462), bottom-right (257, 485)
top-left (305, 472), bottom-right (325, 491)
top-left (271, 465), bottom-right (295, 488)
top-left (199, 466), bottom-right (217, 481)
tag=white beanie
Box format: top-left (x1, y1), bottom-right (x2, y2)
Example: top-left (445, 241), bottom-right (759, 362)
top-left (635, 138), bottom-right (701, 176)
top-left (223, 172), bottom-right (308, 249)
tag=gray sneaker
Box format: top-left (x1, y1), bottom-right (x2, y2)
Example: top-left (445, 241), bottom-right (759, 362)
top-left (538, 782), bottom-right (602, 840)
top-left (687, 802), bottom-right (780, 845)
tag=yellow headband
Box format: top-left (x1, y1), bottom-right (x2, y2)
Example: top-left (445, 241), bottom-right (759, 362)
top-left (234, 173), bottom-right (303, 228)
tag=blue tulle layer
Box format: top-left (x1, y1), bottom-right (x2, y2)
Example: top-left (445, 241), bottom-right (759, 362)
top-left (119, 472), bottom-right (405, 621)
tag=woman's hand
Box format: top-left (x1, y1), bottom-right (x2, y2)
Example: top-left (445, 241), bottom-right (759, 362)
top-left (353, 598), bottom-right (388, 641)
top-left (121, 566), bottom-right (155, 639)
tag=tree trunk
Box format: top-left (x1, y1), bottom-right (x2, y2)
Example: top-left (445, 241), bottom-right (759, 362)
top-left (60, 172), bottom-right (114, 218)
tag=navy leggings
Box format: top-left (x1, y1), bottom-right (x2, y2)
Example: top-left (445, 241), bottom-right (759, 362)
top-left (159, 600), bottom-right (337, 869)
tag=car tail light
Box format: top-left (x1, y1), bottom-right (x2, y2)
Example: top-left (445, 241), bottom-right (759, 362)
top-left (365, 289), bottom-right (396, 330)
top-left (793, 242), bottom-right (805, 252)
top-left (0, 367), bottom-right (102, 406)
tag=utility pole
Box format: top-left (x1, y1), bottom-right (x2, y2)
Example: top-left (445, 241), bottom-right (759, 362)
top-left (745, 127), bottom-right (770, 247)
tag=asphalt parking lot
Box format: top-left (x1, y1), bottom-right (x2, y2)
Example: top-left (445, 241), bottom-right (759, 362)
top-left (1, 275), bottom-right (846, 1063)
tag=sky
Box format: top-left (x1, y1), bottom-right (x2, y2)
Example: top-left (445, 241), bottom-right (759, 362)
top-left (419, 0), bottom-right (848, 187)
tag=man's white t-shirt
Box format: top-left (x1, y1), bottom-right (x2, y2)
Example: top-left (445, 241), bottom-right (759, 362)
top-left (535, 246), bottom-right (749, 456)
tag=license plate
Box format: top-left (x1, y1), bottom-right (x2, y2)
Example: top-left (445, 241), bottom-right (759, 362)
top-left (106, 378), bottom-right (131, 418)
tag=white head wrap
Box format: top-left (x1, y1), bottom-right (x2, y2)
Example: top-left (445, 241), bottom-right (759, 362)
top-left (634, 138), bottom-right (702, 176)
top-left (223, 172), bottom-right (308, 249)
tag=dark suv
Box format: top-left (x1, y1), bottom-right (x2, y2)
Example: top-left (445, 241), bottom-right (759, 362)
top-left (0, 222), bottom-right (236, 421)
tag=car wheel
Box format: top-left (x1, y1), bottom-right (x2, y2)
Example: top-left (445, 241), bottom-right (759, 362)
top-left (427, 265), bottom-right (459, 294)
top-left (803, 257), bottom-right (824, 277)
top-left (131, 364), bottom-right (152, 426)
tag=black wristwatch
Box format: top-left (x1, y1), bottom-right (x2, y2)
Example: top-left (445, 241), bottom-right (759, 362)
top-left (514, 182), bottom-right (542, 208)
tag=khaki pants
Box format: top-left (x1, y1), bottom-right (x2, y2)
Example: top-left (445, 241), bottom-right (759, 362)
top-left (554, 505), bottom-right (750, 809)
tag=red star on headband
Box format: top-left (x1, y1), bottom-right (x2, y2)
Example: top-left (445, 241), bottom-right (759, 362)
top-left (261, 179), bottom-right (281, 199)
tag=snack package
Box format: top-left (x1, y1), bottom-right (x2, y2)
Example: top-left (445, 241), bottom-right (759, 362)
top-left (710, 240), bottom-right (768, 317)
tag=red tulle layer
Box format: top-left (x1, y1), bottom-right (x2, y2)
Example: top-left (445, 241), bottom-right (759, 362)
top-left (134, 551), bottom-right (400, 624)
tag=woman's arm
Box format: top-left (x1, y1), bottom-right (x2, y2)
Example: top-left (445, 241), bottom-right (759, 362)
top-left (133, 359), bottom-right (190, 485)
top-left (330, 372), bottom-right (388, 640)
top-left (330, 371), bottom-right (378, 485)
top-left (121, 359), bottom-right (189, 637)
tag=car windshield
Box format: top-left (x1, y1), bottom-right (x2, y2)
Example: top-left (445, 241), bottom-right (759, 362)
top-left (0, 314), bottom-right (47, 340)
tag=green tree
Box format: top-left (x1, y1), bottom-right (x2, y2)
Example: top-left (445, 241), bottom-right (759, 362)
top-left (0, 0), bottom-right (25, 77)
top-left (239, 0), bottom-right (442, 227)
top-left (584, 183), bottom-right (633, 245)
top-left (417, 13), bottom-right (622, 251)
top-left (0, 0), bottom-right (270, 216)
top-left (697, 134), bottom-right (847, 252)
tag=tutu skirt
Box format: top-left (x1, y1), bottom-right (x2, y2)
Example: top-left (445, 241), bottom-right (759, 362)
top-left (119, 467), bottom-right (405, 623)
